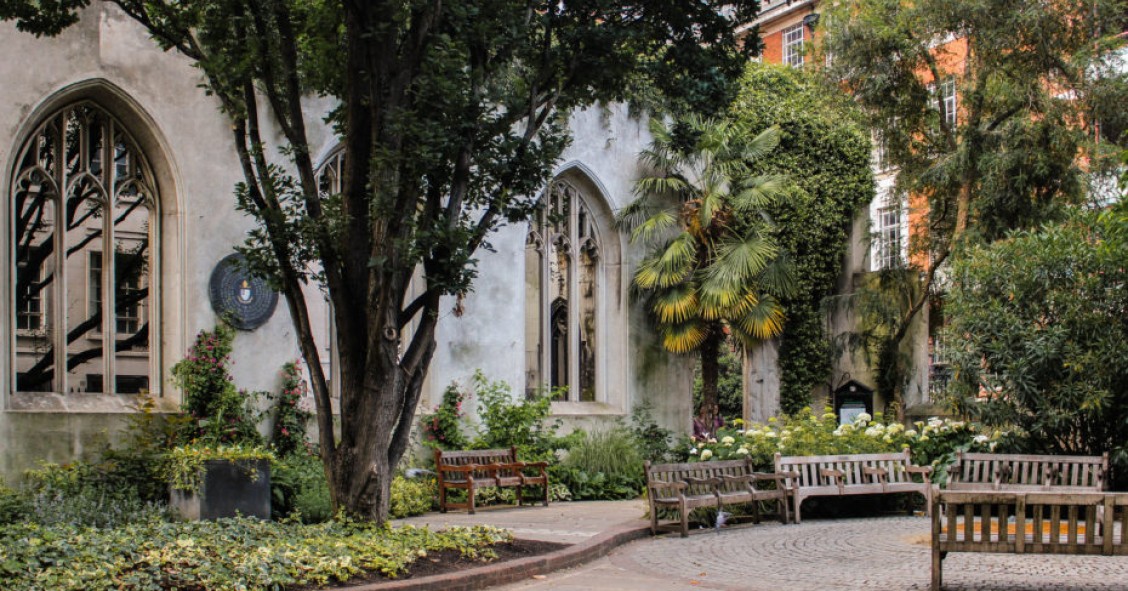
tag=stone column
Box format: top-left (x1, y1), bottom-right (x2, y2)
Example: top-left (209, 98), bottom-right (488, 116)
top-left (743, 338), bottom-right (781, 424)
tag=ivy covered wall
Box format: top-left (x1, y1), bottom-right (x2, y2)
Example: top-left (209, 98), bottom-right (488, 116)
top-left (731, 63), bottom-right (875, 414)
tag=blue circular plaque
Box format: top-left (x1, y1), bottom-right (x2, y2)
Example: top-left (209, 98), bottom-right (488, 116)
top-left (208, 253), bottom-right (279, 331)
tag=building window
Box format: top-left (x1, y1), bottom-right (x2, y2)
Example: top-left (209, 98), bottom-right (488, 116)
top-left (10, 102), bottom-right (156, 394)
top-left (932, 77), bottom-right (957, 129)
top-left (874, 196), bottom-right (904, 270)
top-left (525, 179), bottom-right (601, 402)
top-left (783, 24), bottom-right (805, 68)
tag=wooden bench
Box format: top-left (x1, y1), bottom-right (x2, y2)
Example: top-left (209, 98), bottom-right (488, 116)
top-left (434, 447), bottom-right (549, 514)
top-left (946, 451), bottom-right (1108, 492)
top-left (931, 490), bottom-right (1128, 590)
top-left (775, 449), bottom-right (933, 524)
top-left (644, 459), bottom-right (791, 537)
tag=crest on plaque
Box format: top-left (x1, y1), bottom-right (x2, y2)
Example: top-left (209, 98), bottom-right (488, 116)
top-left (208, 253), bottom-right (278, 331)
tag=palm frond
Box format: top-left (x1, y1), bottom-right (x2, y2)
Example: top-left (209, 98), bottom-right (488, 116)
top-left (731, 174), bottom-right (789, 212)
top-left (633, 233), bottom-right (697, 289)
top-left (741, 125), bottom-right (782, 162)
top-left (635, 175), bottom-right (690, 198)
top-left (702, 236), bottom-right (779, 289)
top-left (629, 209), bottom-right (679, 245)
top-left (660, 321), bottom-right (709, 354)
top-left (651, 284), bottom-right (700, 325)
top-left (615, 196), bottom-right (656, 233)
top-left (735, 294), bottom-right (786, 340)
top-left (758, 251), bottom-right (799, 299)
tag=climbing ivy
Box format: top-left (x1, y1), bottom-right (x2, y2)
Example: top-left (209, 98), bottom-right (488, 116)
top-left (730, 64), bottom-right (875, 413)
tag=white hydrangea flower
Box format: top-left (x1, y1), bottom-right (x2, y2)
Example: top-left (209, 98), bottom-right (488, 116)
top-left (737, 447), bottom-right (750, 455)
top-left (973, 434), bottom-right (989, 444)
top-left (855, 412), bottom-right (872, 424)
top-left (765, 431), bottom-right (778, 439)
top-left (721, 436), bottom-right (735, 445)
top-left (700, 449), bottom-right (714, 460)
top-left (689, 448), bottom-right (698, 455)
top-left (928, 417), bottom-right (943, 429)
top-left (865, 427), bottom-right (880, 437)
top-left (905, 429), bottom-right (918, 437)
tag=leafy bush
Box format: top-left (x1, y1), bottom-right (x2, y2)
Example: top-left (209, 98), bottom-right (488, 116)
top-left (390, 475), bottom-right (434, 519)
top-left (0, 485), bottom-right (29, 526)
top-left (684, 408), bottom-right (1007, 479)
top-left (170, 324), bottom-right (261, 446)
top-left (164, 444), bottom-right (275, 492)
top-left (265, 360), bottom-right (314, 457)
top-left (19, 462), bottom-right (170, 528)
top-left (469, 371), bottom-right (567, 461)
top-left (271, 451), bottom-right (332, 523)
top-left (0, 517), bottom-right (511, 591)
top-left (945, 210), bottom-right (1128, 489)
top-left (555, 428), bottom-right (645, 500)
top-left (630, 401), bottom-right (674, 462)
top-left (418, 382), bottom-right (470, 451)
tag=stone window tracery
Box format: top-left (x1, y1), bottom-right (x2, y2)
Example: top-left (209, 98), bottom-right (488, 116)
top-left (525, 179), bottom-right (600, 402)
top-left (10, 102), bottom-right (156, 394)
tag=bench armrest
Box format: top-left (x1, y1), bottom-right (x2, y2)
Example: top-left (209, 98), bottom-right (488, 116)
top-left (774, 470), bottom-right (800, 479)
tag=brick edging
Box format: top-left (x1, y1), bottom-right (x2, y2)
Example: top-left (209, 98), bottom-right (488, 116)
top-left (340, 520), bottom-right (653, 591)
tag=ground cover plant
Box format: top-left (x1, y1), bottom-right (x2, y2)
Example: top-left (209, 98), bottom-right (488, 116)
top-left (0, 517), bottom-right (511, 591)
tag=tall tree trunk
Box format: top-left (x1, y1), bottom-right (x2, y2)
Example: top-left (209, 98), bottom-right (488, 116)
top-left (698, 328), bottom-right (723, 436)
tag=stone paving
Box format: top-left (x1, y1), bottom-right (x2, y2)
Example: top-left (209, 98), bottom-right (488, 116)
top-left (441, 506), bottom-right (1128, 591)
top-left (395, 501), bottom-right (1128, 591)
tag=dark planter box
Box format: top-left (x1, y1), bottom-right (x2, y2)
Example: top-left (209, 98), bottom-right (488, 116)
top-left (170, 459), bottom-right (271, 520)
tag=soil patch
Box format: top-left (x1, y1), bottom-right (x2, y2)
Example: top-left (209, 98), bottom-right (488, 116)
top-left (296, 538), bottom-right (570, 589)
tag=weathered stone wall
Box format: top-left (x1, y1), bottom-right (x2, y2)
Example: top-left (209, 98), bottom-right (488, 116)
top-left (0, 4), bottom-right (692, 482)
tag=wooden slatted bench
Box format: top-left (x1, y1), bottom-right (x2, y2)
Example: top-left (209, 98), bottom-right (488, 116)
top-left (945, 452), bottom-right (1108, 492)
top-left (434, 447), bottom-right (549, 514)
top-left (644, 459), bottom-right (791, 537)
top-left (775, 449), bottom-right (933, 524)
top-left (931, 490), bottom-right (1128, 590)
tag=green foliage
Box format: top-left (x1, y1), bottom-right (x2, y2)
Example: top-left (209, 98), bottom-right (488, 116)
top-left (630, 401), bottom-right (675, 463)
top-left (170, 325), bottom-right (261, 446)
top-left (0, 517), bottom-right (512, 591)
top-left (693, 343), bottom-right (743, 420)
top-left (163, 444), bottom-right (275, 493)
top-left (731, 63), bottom-right (875, 412)
top-left (419, 382), bottom-right (470, 451)
top-left (555, 428), bottom-right (645, 500)
top-left (466, 371), bottom-right (572, 463)
top-left (265, 360), bottom-right (313, 457)
top-left (270, 451), bottom-right (332, 523)
top-left (17, 462), bottom-right (170, 528)
top-left (0, 485), bottom-right (28, 525)
top-left (390, 476), bottom-right (435, 519)
top-left (944, 210), bottom-right (1128, 488)
top-left (685, 408), bottom-right (1005, 479)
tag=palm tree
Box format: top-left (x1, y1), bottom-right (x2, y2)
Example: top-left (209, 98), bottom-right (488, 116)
top-left (619, 116), bottom-right (796, 434)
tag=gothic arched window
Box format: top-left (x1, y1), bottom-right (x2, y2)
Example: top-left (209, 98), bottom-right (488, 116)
top-left (11, 102), bottom-right (157, 394)
top-left (525, 179), bottom-right (601, 401)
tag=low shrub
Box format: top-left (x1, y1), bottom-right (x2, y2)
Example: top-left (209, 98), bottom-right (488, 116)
top-left (0, 485), bottom-right (29, 526)
top-left (0, 517), bottom-right (512, 591)
top-left (390, 475), bottom-right (434, 519)
top-left (683, 407), bottom-right (1008, 479)
top-left (20, 461), bottom-right (170, 528)
top-left (271, 451), bottom-right (332, 523)
top-left (554, 428), bottom-right (645, 500)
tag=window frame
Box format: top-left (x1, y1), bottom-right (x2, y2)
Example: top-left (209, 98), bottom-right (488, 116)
top-left (783, 23), bottom-right (806, 68)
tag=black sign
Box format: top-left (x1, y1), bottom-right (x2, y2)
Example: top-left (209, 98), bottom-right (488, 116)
top-left (208, 253), bottom-right (278, 331)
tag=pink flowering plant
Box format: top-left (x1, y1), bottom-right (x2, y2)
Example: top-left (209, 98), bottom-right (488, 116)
top-left (683, 407), bottom-right (1008, 481)
top-left (419, 383), bottom-right (470, 450)
top-left (266, 360), bottom-right (314, 457)
top-left (170, 323), bottom-right (261, 446)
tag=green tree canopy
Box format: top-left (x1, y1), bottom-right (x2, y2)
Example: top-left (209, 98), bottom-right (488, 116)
top-left (823, 0), bottom-right (1128, 406)
top-left (944, 209), bottom-right (1128, 488)
top-left (2, 0), bottom-right (762, 522)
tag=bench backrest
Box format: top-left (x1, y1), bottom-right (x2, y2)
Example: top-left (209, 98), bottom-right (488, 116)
top-left (934, 490), bottom-right (1128, 555)
top-left (435, 447), bottom-right (519, 482)
top-left (645, 459), bottom-right (752, 496)
top-left (775, 449), bottom-right (916, 487)
top-left (948, 452), bottom-right (1108, 491)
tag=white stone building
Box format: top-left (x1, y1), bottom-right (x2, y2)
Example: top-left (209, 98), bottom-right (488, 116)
top-left (0, 4), bottom-right (693, 481)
